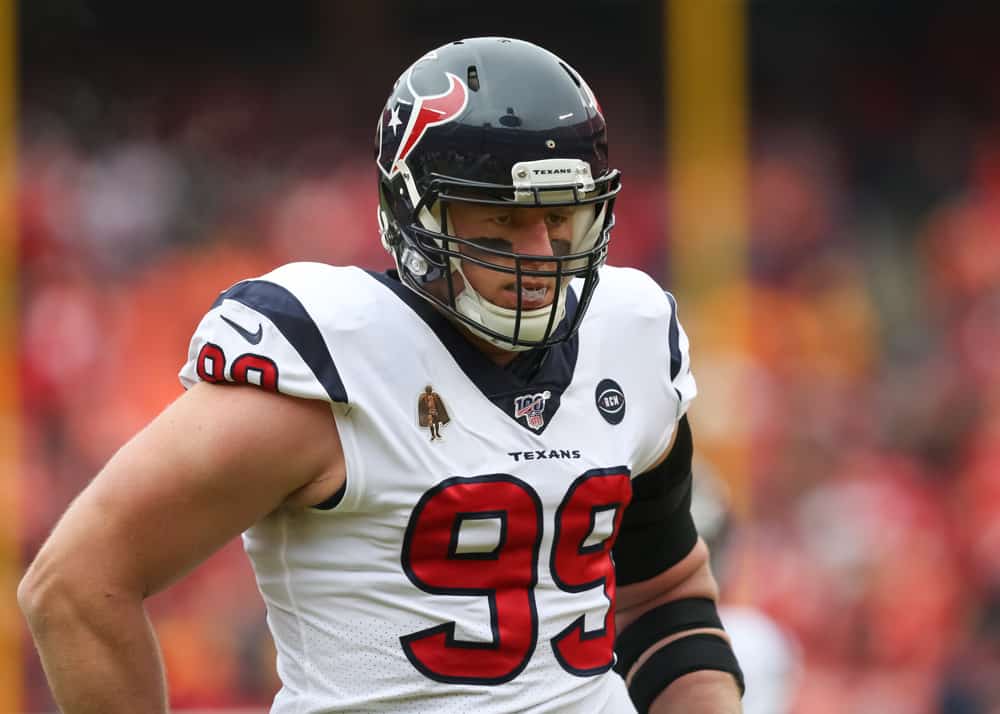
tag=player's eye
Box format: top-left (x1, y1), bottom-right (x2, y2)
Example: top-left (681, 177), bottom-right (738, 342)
top-left (491, 214), bottom-right (512, 226)
top-left (545, 213), bottom-right (570, 227)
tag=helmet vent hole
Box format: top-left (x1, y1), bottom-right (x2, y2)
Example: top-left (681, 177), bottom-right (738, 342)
top-left (558, 62), bottom-right (582, 88)
top-left (467, 66), bottom-right (480, 91)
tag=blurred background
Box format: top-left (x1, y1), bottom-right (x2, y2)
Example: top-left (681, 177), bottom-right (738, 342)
top-left (8, 1), bottom-right (1000, 712)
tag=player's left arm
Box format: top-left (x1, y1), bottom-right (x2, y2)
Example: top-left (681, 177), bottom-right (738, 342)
top-left (613, 417), bottom-right (744, 714)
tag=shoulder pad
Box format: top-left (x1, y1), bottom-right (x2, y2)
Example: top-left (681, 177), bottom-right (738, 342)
top-left (178, 263), bottom-right (355, 404)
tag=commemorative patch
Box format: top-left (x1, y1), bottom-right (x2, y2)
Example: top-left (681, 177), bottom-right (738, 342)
top-left (417, 385), bottom-right (450, 441)
top-left (513, 390), bottom-right (552, 431)
top-left (595, 379), bottom-right (625, 425)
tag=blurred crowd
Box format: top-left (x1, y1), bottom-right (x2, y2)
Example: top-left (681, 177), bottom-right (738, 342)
top-left (16, 4), bottom-right (1000, 713)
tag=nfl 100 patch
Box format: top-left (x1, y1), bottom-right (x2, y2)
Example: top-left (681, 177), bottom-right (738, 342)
top-left (513, 390), bottom-right (552, 431)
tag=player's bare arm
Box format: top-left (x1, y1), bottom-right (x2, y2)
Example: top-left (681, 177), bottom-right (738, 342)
top-left (613, 419), bottom-right (744, 713)
top-left (18, 382), bottom-right (345, 714)
top-left (617, 542), bottom-right (741, 714)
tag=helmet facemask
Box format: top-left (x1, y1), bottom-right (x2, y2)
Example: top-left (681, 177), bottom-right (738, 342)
top-left (382, 159), bottom-right (620, 351)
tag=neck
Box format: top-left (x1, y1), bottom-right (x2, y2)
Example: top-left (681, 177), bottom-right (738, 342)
top-left (459, 325), bottom-right (521, 366)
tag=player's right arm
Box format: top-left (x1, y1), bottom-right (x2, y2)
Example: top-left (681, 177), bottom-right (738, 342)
top-left (18, 381), bottom-right (345, 714)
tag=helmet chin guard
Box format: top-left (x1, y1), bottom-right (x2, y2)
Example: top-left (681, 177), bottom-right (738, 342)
top-left (376, 37), bottom-right (620, 351)
top-left (451, 260), bottom-right (570, 351)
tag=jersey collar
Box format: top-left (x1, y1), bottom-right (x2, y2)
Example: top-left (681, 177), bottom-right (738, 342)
top-left (368, 270), bottom-right (580, 434)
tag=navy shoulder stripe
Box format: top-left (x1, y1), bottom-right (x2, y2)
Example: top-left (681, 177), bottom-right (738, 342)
top-left (212, 280), bottom-right (348, 403)
top-left (664, 291), bottom-right (682, 381)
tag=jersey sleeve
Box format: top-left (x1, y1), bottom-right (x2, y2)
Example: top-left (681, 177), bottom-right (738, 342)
top-left (591, 267), bottom-right (698, 475)
top-left (179, 267), bottom-right (349, 405)
top-left (663, 290), bottom-right (697, 420)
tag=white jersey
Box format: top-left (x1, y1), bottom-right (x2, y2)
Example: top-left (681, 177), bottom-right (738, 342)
top-left (179, 263), bottom-right (696, 714)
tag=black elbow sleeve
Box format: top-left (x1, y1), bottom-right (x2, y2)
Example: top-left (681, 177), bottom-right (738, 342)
top-left (613, 416), bottom-right (698, 586)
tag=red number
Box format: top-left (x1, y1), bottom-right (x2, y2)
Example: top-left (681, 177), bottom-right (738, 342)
top-left (550, 469), bottom-right (632, 675)
top-left (231, 354), bottom-right (278, 392)
top-left (401, 468), bottom-right (631, 685)
top-left (196, 343), bottom-right (226, 382)
top-left (195, 345), bottom-right (280, 392)
top-left (401, 475), bottom-right (542, 684)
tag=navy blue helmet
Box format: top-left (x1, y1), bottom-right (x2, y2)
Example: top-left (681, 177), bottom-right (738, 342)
top-left (376, 37), bottom-right (621, 350)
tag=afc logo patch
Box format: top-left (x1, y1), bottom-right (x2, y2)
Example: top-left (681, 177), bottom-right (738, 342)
top-left (514, 390), bottom-right (552, 431)
top-left (595, 379), bottom-right (626, 425)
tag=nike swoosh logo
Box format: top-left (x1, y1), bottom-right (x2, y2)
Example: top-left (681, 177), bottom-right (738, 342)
top-left (221, 315), bottom-right (263, 345)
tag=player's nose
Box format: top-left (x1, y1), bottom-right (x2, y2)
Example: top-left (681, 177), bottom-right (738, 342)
top-left (515, 215), bottom-right (555, 259)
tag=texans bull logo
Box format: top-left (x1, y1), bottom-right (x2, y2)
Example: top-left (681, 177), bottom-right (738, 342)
top-left (377, 71), bottom-right (469, 178)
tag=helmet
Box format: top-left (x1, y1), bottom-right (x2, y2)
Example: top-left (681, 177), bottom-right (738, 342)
top-left (376, 37), bottom-right (621, 350)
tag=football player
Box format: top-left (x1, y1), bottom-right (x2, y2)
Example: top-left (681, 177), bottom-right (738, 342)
top-left (20, 38), bottom-right (744, 713)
